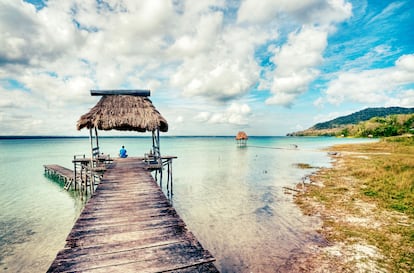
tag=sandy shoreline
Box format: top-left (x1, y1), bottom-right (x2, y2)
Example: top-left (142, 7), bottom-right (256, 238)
top-left (279, 160), bottom-right (383, 272)
top-left (283, 139), bottom-right (414, 273)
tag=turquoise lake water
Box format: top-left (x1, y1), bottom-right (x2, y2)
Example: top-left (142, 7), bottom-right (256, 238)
top-left (0, 136), bottom-right (376, 272)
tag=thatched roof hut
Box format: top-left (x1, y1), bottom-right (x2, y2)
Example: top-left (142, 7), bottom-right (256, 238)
top-left (77, 95), bottom-right (168, 132)
top-left (235, 131), bottom-right (248, 147)
top-left (77, 90), bottom-right (168, 161)
top-left (235, 131), bottom-right (248, 140)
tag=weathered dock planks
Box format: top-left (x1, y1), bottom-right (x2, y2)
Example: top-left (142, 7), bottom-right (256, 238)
top-left (47, 157), bottom-right (218, 273)
top-left (44, 164), bottom-right (74, 189)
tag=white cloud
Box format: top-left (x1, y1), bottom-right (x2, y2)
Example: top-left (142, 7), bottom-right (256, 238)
top-left (266, 26), bottom-right (327, 106)
top-left (0, 0), bottom-right (410, 136)
top-left (175, 116), bottom-right (184, 123)
top-left (396, 54), bottom-right (414, 72)
top-left (0, 1), bottom-right (67, 65)
top-left (340, 45), bottom-right (394, 71)
top-left (238, 0), bottom-right (351, 26)
top-left (194, 103), bottom-right (251, 125)
top-left (248, 0), bottom-right (352, 107)
top-left (396, 89), bottom-right (414, 107)
top-left (1, 0), bottom-right (262, 135)
top-left (171, 24), bottom-right (269, 101)
top-left (0, 86), bottom-right (82, 135)
top-left (1, 88), bottom-right (37, 109)
top-left (323, 54), bottom-right (414, 105)
top-left (367, 1), bottom-right (405, 25)
top-left (168, 12), bottom-right (223, 58)
top-left (194, 112), bottom-right (211, 122)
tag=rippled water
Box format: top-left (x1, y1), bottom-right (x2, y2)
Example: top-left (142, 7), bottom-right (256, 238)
top-left (0, 136), bottom-right (375, 272)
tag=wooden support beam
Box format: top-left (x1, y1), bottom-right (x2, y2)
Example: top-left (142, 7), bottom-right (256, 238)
top-left (90, 89), bottom-right (151, 96)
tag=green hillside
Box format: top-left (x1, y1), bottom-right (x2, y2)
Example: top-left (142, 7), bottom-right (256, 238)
top-left (288, 107), bottom-right (414, 137)
top-left (313, 107), bottom-right (414, 130)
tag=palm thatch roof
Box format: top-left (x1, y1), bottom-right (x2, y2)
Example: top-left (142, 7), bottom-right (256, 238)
top-left (235, 131), bottom-right (248, 140)
top-left (77, 95), bottom-right (168, 132)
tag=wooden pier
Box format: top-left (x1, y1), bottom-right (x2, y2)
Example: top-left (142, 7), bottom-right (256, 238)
top-left (47, 157), bottom-right (218, 273)
top-left (44, 164), bottom-right (75, 190)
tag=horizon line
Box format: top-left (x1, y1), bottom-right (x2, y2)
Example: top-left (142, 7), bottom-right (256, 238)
top-left (0, 135), bottom-right (294, 139)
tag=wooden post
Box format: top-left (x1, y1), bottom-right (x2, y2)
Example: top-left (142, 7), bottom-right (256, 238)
top-left (89, 128), bottom-right (94, 194)
top-left (160, 168), bottom-right (163, 187)
top-left (170, 160), bottom-right (173, 196)
top-left (167, 161), bottom-right (170, 192)
top-left (89, 128), bottom-right (93, 163)
top-left (152, 130), bottom-right (155, 154)
top-left (95, 127), bottom-right (99, 154)
top-left (74, 155), bottom-right (77, 191)
top-left (152, 129), bottom-right (161, 159)
top-left (156, 129), bottom-right (160, 157)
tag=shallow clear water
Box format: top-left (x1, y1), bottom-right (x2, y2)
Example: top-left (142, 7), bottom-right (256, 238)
top-left (0, 136), bottom-right (375, 272)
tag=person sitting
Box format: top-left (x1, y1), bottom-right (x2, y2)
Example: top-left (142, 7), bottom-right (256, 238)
top-left (119, 145), bottom-right (128, 158)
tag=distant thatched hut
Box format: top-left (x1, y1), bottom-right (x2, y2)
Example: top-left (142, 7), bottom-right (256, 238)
top-left (77, 90), bottom-right (168, 161)
top-left (235, 131), bottom-right (248, 147)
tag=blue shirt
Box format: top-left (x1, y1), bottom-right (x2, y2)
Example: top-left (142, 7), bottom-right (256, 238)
top-left (119, 148), bottom-right (127, 158)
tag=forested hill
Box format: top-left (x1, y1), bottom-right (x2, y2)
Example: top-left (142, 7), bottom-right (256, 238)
top-left (313, 107), bottom-right (414, 130)
top-left (287, 107), bottom-right (414, 137)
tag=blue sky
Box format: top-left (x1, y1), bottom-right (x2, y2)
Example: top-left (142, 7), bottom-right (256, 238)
top-left (1, 0), bottom-right (413, 136)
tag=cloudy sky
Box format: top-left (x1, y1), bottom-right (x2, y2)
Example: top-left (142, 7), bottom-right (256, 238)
top-left (1, 0), bottom-right (413, 136)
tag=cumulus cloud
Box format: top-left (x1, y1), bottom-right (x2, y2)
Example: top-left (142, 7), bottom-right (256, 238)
top-left (194, 103), bottom-right (251, 125)
top-left (1, 0), bottom-right (410, 136)
top-left (0, 0), bottom-right (349, 102)
top-left (168, 12), bottom-right (223, 58)
top-left (2, 0), bottom-right (263, 108)
top-left (396, 90), bottom-right (414, 107)
top-left (170, 23), bottom-right (270, 101)
top-left (0, 1), bottom-right (86, 67)
top-left (253, 0), bottom-right (352, 107)
top-left (323, 54), bottom-right (414, 105)
top-left (266, 26), bottom-right (327, 106)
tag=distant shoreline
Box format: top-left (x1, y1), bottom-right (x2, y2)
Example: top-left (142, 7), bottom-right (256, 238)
top-left (0, 135), bottom-right (376, 139)
top-left (0, 135), bottom-right (312, 139)
top-left (0, 135), bottom-right (89, 139)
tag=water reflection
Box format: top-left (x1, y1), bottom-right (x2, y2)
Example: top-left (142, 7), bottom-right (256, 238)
top-left (170, 142), bottom-right (326, 272)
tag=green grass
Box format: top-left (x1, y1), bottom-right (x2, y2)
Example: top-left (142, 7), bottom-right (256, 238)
top-left (296, 135), bottom-right (414, 272)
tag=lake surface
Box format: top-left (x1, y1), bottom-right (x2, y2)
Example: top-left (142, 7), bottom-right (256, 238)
top-left (0, 136), bottom-right (376, 272)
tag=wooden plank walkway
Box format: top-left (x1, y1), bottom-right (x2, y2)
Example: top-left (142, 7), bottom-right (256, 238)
top-left (47, 157), bottom-right (218, 273)
top-left (44, 164), bottom-right (74, 189)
